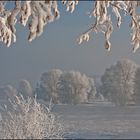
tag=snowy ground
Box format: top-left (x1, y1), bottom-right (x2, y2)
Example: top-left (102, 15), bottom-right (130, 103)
top-left (52, 102), bottom-right (140, 139)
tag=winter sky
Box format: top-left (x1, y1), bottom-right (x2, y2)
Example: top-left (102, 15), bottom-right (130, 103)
top-left (0, 1), bottom-right (140, 87)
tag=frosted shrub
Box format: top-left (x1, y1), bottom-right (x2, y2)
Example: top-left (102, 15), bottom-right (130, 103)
top-left (0, 95), bottom-right (64, 139)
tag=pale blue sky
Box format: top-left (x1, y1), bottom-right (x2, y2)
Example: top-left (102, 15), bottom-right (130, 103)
top-left (0, 1), bottom-right (140, 87)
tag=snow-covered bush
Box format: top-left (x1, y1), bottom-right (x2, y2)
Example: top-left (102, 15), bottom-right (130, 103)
top-left (0, 95), bottom-right (64, 139)
top-left (0, 1), bottom-right (140, 52)
top-left (100, 59), bottom-right (137, 106)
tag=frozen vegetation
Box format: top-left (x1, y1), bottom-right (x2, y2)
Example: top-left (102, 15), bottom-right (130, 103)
top-left (36, 69), bottom-right (96, 104)
top-left (0, 59), bottom-right (140, 138)
top-left (1, 99), bottom-right (140, 139)
top-left (0, 1), bottom-right (140, 52)
top-left (100, 59), bottom-right (137, 106)
top-left (0, 95), bottom-right (64, 139)
top-left (1, 1), bottom-right (140, 139)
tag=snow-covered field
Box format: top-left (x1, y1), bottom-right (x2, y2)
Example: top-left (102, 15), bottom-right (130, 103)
top-left (52, 102), bottom-right (140, 139)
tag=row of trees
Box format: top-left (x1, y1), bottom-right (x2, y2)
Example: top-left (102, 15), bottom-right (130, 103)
top-left (1, 59), bottom-right (140, 106)
top-left (0, 80), bottom-right (33, 101)
top-left (34, 60), bottom-right (140, 106)
top-left (0, 70), bottom-right (97, 105)
top-left (36, 69), bottom-right (96, 104)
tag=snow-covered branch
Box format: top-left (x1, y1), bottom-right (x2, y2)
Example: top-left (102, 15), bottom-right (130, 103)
top-left (1, 1), bottom-right (140, 52)
top-left (78, 1), bottom-right (140, 52)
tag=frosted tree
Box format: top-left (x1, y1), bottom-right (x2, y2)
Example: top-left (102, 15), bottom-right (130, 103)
top-left (58, 71), bottom-right (96, 104)
top-left (100, 59), bottom-right (137, 106)
top-left (0, 95), bottom-right (64, 139)
top-left (87, 77), bottom-right (97, 102)
top-left (0, 1), bottom-right (140, 52)
top-left (38, 69), bottom-right (63, 103)
top-left (18, 79), bottom-right (33, 98)
top-left (0, 85), bottom-right (17, 100)
top-left (134, 67), bottom-right (140, 104)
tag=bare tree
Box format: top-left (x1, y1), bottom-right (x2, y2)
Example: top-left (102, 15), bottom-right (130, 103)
top-left (0, 95), bottom-right (64, 139)
top-left (100, 59), bottom-right (137, 106)
top-left (38, 69), bottom-right (63, 103)
top-left (0, 1), bottom-right (140, 52)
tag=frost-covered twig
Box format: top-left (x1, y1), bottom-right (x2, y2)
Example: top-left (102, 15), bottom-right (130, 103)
top-left (1, 1), bottom-right (140, 52)
top-left (78, 1), bottom-right (140, 52)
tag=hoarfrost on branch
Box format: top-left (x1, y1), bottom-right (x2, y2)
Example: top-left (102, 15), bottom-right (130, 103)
top-left (0, 1), bottom-right (140, 52)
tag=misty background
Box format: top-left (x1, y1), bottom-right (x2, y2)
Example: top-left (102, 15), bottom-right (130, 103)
top-left (0, 1), bottom-right (140, 87)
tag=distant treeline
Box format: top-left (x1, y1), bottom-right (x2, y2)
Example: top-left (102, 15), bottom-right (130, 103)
top-left (1, 59), bottom-right (140, 106)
